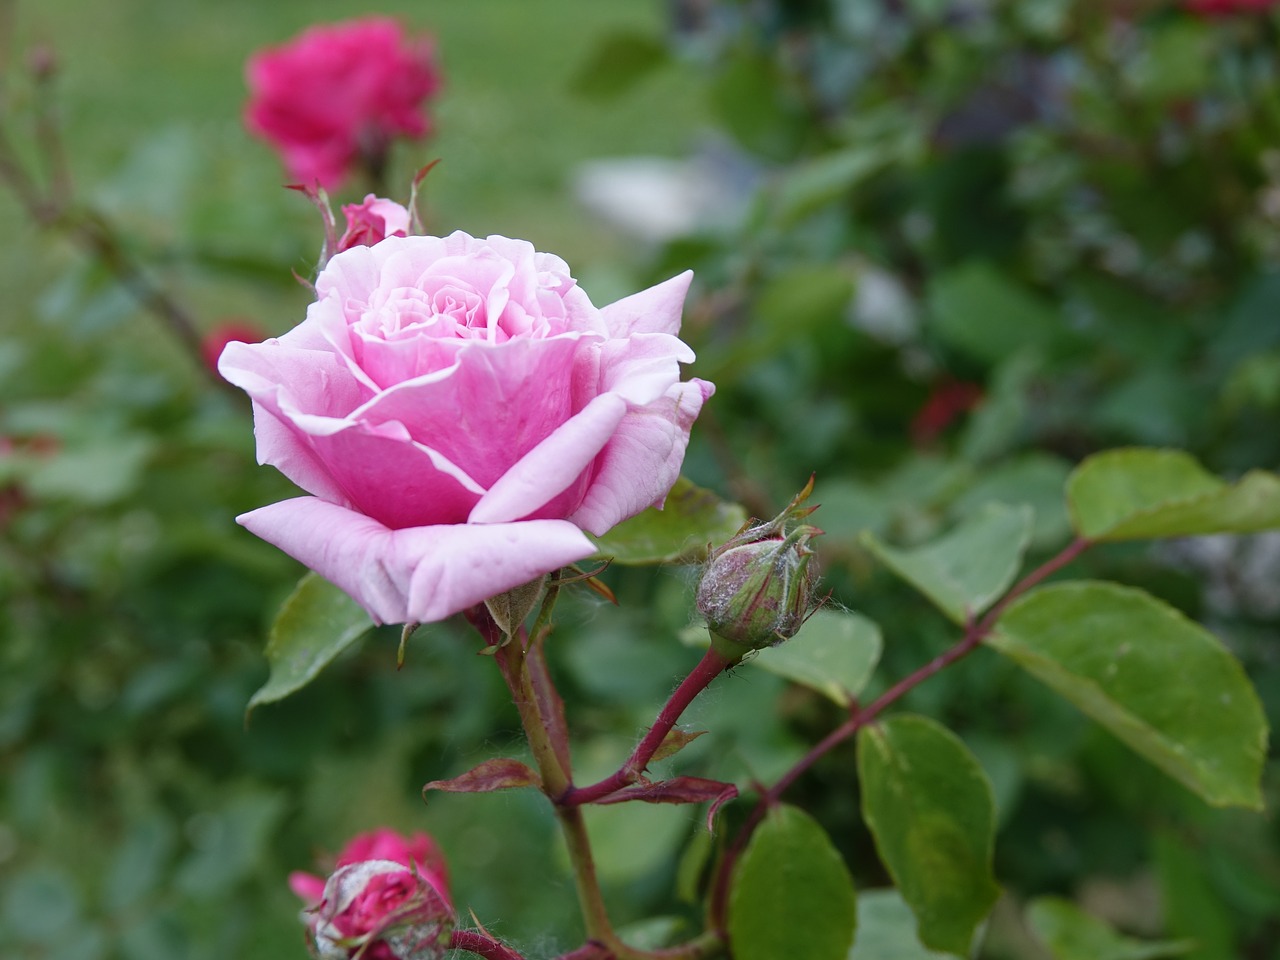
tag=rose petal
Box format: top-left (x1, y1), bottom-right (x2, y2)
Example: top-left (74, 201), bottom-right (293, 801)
top-left (599, 270), bottom-right (693, 338)
top-left (571, 378), bottom-right (714, 536)
top-left (238, 498), bottom-right (596, 624)
top-left (468, 392), bottom-right (628, 525)
top-left (598, 331), bottom-right (695, 406)
top-left (289, 870), bottom-right (327, 905)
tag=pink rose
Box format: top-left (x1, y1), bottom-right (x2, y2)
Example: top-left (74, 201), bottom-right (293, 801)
top-left (219, 232), bottom-right (712, 625)
top-left (338, 195), bottom-right (412, 252)
top-left (300, 861), bottom-right (452, 960)
top-left (245, 18), bottom-right (440, 190)
top-left (289, 828), bottom-right (449, 908)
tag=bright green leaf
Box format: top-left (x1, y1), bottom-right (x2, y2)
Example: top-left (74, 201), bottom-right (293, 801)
top-left (729, 805), bottom-right (857, 960)
top-left (1026, 897), bottom-right (1193, 960)
top-left (774, 146), bottom-right (890, 224)
top-left (849, 889), bottom-right (964, 960)
top-left (748, 609), bottom-right (882, 706)
top-left (927, 262), bottom-right (1059, 365)
top-left (860, 503), bottom-right (1033, 624)
top-left (989, 582), bottom-right (1267, 809)
top-left (1066, 448), bottom-right (1280, 541)
top-left (590, 477), bottom-right (747, 565)
top-left (858, 715), bottom-right (999, 955)
top-left (246, 573), bottom-right (373, 715)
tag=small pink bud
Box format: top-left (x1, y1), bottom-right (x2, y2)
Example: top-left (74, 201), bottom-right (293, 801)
top-left (305, 860), bottom-right (453, 960)
top-left (337, 195), bottom-right (412, 251)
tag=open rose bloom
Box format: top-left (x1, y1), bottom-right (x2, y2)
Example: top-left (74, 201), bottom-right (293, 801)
top-left (291, 829), bottom-right (453, 960)
top-left (220, 232), bottom-right (712, 625)
top-left (245, 18), bottom-right (440, 189)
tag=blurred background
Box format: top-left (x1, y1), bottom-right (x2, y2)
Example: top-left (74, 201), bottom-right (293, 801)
top-left (2, 0), bottom-right (1279, 957)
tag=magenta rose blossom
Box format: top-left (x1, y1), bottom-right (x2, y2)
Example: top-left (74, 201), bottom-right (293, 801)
top-left (338, 195), bottom-right (412, 252)
top-left (245, 18), bottom-right (440, 189)
top-left (219, 232), bottom-right (712, 625)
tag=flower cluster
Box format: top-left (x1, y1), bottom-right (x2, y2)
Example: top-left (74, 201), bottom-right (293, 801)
top-left (291, 829), bottom-right (453, 960)
top-left (245, 18), bottom-right (441, 189)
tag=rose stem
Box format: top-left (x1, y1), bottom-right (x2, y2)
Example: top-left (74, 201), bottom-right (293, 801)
top-left (451, 928), bottom-right (528, 960)
top-left (560, 646), bottom-right (737, 806)
top-left (707, 536), bottom-right (1092, 929)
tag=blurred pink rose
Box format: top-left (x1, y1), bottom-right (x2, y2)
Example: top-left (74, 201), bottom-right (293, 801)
top-left (220, 232), bottom-right (711, 625)
top-left (290, 830), bottom-right (453, 960)
top-left (202, 319), bottom-right (265, 374)
top-left (245, 18), bottom-right (440, 190)
top-left (338, 195), bottom-right (412, 252)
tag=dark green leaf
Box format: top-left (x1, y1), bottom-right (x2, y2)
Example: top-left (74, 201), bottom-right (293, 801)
top-left (1066, 448), bottom-right (1280, 541)
top-left (860, 503), bottom-right (1033, 624)
top-left (989, 582), bottom-right (1267, 809)
top-left (774, 146), bottom-right (890, 224)
top-left (748, 608), bottom-right (882, 706)
top-left (246, 572), bottom-right (373, 715)
top-left (728, 804), bottom-right (856, 960)
top-left (858, 714), bottom-right (999, 955)
top-left (590, 477), bottom-right (747, 564)
top-left (1026, 897), bottom-right (1193, 960)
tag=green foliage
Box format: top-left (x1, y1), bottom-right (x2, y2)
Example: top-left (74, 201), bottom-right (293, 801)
top-left (860, 502), bottom-right (1033, 624)
top-left (1025, 897), bottom-right (1192, 960)
top-left (747, 608), bottom-right (882, 707)
top-left (849, 889), bottom-right (963, 960)
top-left (590, 477), bottom-right (748, 564)
top-left (246, 572), bottom-right (374, 714)
top-left (727, 804), bottom-right (857, 960)
top-left (990, 582), bottom-right (1267, 809)
top-left (1067, 449), bottom-right (1280, 541)
top-left (857, 714), bottom-right (999, 955)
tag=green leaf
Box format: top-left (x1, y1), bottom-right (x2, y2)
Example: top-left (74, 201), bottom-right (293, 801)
top-left (774, 146), bottom-right (890, 224)
top-left (857, 715), bottom-right (999, 955)
top-left (246, 573), bottom-right (373, 715)
top-left (570, 30), bottom-right (669, 100)
top-left (748, 609), bottom-right (882, 706)
top-left (729, 805), bottom-right (857, 960)
top-left (860, 503), bottom-right (1034, 624)
top-left (1026, 897), bottom-right (1193, 960)
top-left (850, 889), bottom-right (965, 960)
top-left (989, 582), bottom-right (1267, 809)
top-left (926, 262), bottom-right (1059, 365)
top-left (1066, 448), bottom-right (1280, 541)
top-left (590, 477), bottom-right (747, 564)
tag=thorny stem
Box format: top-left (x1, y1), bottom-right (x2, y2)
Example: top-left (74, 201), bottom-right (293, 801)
top-left (450, 929), bottom-right (527, 960)
top-left (708, 536), bottom-right (1093, 929)
top-left (561, 646), bottom-right (736, 806)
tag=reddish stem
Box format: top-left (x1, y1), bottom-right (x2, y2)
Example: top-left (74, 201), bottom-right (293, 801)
top-left (561, 646), bottom-right (735, 806)
top-left (451, 928), bottom-right (527, 960)
top-left (707, 536), bottom-right (1092, 928)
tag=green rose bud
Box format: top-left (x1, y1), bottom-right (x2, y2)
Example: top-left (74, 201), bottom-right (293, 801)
top-left (696, 478), bottom-right (820, 653)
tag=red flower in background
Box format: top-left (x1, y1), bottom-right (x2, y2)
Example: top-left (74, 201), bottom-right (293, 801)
top-left (201, 320), bottom-right (264, 374)
top-left (245, 18), bottom-right (441, 190)
top-left (1184, 0), bottom-right (1277, 15)
top-left (911, 378), bottom-right (984, 447)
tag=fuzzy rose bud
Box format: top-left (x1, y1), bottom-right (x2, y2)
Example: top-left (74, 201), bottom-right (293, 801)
top-left (697, 480), bottom-right (820, 652)
top-left (305, 860), bottom-right (452, 960)
top-left (291, 829), bottom-right (453, 960)
top-left (338, 195), bottom-right (412, 252)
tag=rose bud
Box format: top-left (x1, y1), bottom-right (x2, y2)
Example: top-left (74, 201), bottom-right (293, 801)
top-left (337, 195), bottom-right (412, 252)
top-left (697, 480), bottom-right (821, 652)
top-left (304, 860), bottom-right (453, 960)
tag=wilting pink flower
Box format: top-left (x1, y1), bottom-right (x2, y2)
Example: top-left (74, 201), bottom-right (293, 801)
top-left (202, 320), bottom-right (265, 374)
top-left (338, 195), bottom-right (412, 252)
top-left (291, 829), bottom-right (453, 960)
top-left (245, 18), bottom-right (440, 190)
top-left (220, 232), bottom-right (711, 626)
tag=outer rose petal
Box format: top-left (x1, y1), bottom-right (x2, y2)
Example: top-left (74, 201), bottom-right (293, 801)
top-left (600, 271), bottom-right (693, 338)
top-left (238, 498), bottom-right (596, 624)
top-left (571, 378), bottom-right (714, 536)
top-left (289, 871), bottom-right (327, 905)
